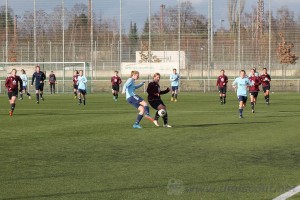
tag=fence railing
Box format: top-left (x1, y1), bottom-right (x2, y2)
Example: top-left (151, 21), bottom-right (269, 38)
top-left (1, 79), bottom-right (300, 94)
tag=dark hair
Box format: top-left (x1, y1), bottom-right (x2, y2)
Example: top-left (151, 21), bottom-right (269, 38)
top-left (153, 73), bottom-right (161, 78)
top-left (240, 70), bottom-right (246, 73)
top-left (21, 69), bottom-right (26, 74)
top-left (220, 69), bottom-right (225, 72)
top-left (114, 70), bottom-right (118, 73)
top-left (263, 67), bottom-right (267, 70)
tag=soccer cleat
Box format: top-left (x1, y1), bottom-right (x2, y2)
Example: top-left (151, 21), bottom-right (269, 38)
top-left (163, 124), bottom-right (172, 128)
top-left (133, 124), bottom-right (142, 129)
top-left (28, 96), bottom-right (31, 100)
top-left (41, 97), bottom-right (44, 101)
top-left (145, 114), bottom-right (154, 122)
top-left (153, 120), bottom-right (159, 127)
top-left (252, 109), bottom-right (255, 113)
top-left (74, 96), bottom-right (77, 99)
top-left (9, 111), bottom-right (13, 117)
top-left (83, 100), bottom-right (86, 105)
top-left (266, 102), bottom-right (270, 105)
top-left (220, 101), bottom-right (223, 105)
top-left (171, 97), bottom-right (174, 101)
top-left (239, 115), bottom-right (243, 118)
top-left (19, 98), bottom-right (23, 100)
top-left (36, 101), bottom-right (39, 104)
top-left (174, 99), bottom-right (177, 102)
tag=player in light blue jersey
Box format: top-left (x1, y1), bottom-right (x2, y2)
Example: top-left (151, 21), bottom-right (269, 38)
top-left (170, 68), bottom-right (180, 102)
top-left (232, 70), bottom-right (253, 118)
top-left (77, 70), bottom-right (87, 105)
top-left (19, 69), bottom-right (31, 100)
top-left (122, 70), bottom-right (154, 129)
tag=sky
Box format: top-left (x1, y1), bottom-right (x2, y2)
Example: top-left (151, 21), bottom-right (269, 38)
top-left (0, 0), bottom-right (300, 31)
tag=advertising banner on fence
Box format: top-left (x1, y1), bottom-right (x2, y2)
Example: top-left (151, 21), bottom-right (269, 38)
top-left (121, 62), bottom-right (180, 76)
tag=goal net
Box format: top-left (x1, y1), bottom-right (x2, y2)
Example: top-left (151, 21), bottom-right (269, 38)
top-left (0, 62), bottom-right (90, 94)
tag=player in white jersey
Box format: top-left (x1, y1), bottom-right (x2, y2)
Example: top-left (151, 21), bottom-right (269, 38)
top-left (77, 70), bottom-right (87, 105)
top-left (19, 69), bottom-right (31, 100)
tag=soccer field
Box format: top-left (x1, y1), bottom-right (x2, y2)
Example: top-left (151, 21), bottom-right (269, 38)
top-left (1, 92), bottom-right (300, 200)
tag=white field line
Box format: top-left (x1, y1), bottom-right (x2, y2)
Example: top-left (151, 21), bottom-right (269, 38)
top-left (273, 185), bottom-right (300, 200)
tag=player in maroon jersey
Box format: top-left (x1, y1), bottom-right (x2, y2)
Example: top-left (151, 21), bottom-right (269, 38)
top-left (73, 70), bottom-right (79, 99)
top-left (5, 69), bottom-right (23, 116)
top-left (216, 69), bottom-right (228, 104)
top-left (111, 71), bottom-right (122, 101)
top-left (259, 67), bottom-right (271, 105)
top-left (147, 73), bottom-right (171, 127)
top-left (249, 68), bottom-right (261, 113)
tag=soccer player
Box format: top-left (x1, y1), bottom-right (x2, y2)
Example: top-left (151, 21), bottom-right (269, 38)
top-left (49, 71), bottom-right (57, 94)
top-left (31, 65), bottom-right (46, 104)
top-left (5, 69), bottom-right (23, 116)
top-left (122, 70), bottom-right (154, 129)
top-left (111, 70), bottom-right (122, 101)
top-left (170, 68), bottom-right (180, 102)
top-left (232, 70), bottom-right (252, 118)
top-left (248, 67), bottom-right (260, 77)
top-left (147, 73), bottom-right (171, 127)
top-left (19, 69), bottom-right (31, 100)
top-left (260, 67), bottom-right (271, 105)
top-left (73, 70), bottom-right (79, 99)
top-left (216, 69), bottom-right (228, 104)
top-left (249, 68), bottom-right (261, 113)
top-left (77, 70), bottom-right (87, 105)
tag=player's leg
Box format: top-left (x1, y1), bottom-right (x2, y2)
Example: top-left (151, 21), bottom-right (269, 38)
top-left (50, 83), bottom-right (52, 94)
top-left (35, 84), bottom-right (40, 103)
top-left (219, 87), bottom-right (223, 104)
top-left (115, 86), bottom-right (119, 101)
top-left (25, 87), bottom-right (31, 99)
top-left (139, 100), bottom-right (154, 121)
top-left (158, 104), bottom-right (171, 127)
top-left (73, 85), bottom-right (78, 99)
top-left (82, 91), bottom-right (86, 105)
top-left (250, 94), bottom-right (255, 113)
top-left (19, 88), bottom-right (24, 100)
top-left (238, 96), bottom-right (244, 118)
top-left (171, 87), bottom-right (175, 101)
top-left (174, 88), bottom-right (178, 102)
top-left (40, 84), bottom-right (44, 100)
top-left (133, 105), bottom-right (145, 128)
top-left (265, 88), bottom-right (270, 105)
top-left (223, 87), bottom-right (227, 104)
top-left (52, 83), bottom-right (56, 94)
top-left (78, 90), bottom-right (82, 104)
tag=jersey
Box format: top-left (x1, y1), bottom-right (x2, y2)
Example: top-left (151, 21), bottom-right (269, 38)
top-left (73, 74), bottom-right (79, 85)
top-left (216, 75), bottom-right (228, 88)
top-left (5, 75), bottom-right (23, 92)
top-left (20, 74), bottom-right (28, 87)
top-left (111, 76), bottom-right (122, 86)
top-left (122, 78), bottom-right (144, 99)
top-left (170, 73), bottom-right (180, 87)
top-left (49, 74), bottom-right (56, 83)
top-left (147, 81), bottom-right (170, 101)
top-left (248, 75), bottom-right (261, 92)
top-left (77, 75), bottom-right (87, 90)
top-left (232, 77), bottom-right (252, 97)
top-left (32, 71), bottom-right (46, 86)
top-left (260, 73), bottom-right (271, 87)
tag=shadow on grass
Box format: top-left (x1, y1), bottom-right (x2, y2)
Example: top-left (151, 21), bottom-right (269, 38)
top-left (177, 121), bottom-right (280, 128)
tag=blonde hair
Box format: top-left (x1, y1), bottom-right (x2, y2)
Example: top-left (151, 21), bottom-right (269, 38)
top-left (130, 70), bottom-right (139, 77)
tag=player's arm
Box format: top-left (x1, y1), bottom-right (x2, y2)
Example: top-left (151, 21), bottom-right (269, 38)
top-left (135, 81), bottom-right (144, 89)
top-left (122, 78), bottom-right (132, 94)
top-left (31, 73), bottom-right (35, 85)
top-left (111, 77), bottom-right (114, 84)
top-left (160, 87), bottom-right (170, 95)
top-left (118, 78), bottom-right (122, 84)
top-left (19, 77), bottom-right (23, 92)
top-left (232, 80), bottom-right (237, 89)
top-left (216, 77), bottom-right (219, 86)
top-left (146, 82), bottom-right (154, 94)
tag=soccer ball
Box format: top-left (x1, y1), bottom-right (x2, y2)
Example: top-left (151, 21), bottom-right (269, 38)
top-left (158, 109), bottom-right (166, 117)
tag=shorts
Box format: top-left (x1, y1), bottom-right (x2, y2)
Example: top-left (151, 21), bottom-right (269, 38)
top-left (35, 84), bottom-right (44, 91)
top-left (112, 85), bottom-right (120, 92)
top-left (149, 100), bottom-right (165, 110)
top-left (218, 87), bottom-right (227, 94)
top-left (8, 90), bottom-right (18, 100)
top-left (238, 95), bottom-right (247, 103)
top-left (73, 84), bottom-right (78, 90)
top-left (171, 86), bottom-right (178, 91)
top-left (78, 89), bottom-right (87, 95)
top-left (22, 86), bottom-right (27, 90)
top-left (262, 86), bottom-right (270, 92)
top-left (249, 92), bottom-right (259, 98)
top-left (127, 95), bottom-right (144, 109)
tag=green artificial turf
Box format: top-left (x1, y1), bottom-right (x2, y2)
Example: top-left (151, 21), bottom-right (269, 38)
top-left (1, 92), bottom-right (300, 200)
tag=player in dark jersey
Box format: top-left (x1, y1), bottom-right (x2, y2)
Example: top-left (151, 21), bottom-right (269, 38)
top-left (147, 73), bottom-right (171, 127)
top-left (249, 68), bottom-right (261, 113)
top-left (73, 70), bottom-right (79, 99)
top-left (111, 70), bottom-right (122, 101)
top-left (216, 69), bottom-right (228, 105)
top-left (5, 69), bottom-right (23, 116)
top-left (48, 71), bottom-right (57, 94)
top-left (31, 65), bottom-right (46, 104)
top-left (260, 67), bottom-right (271, 105)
